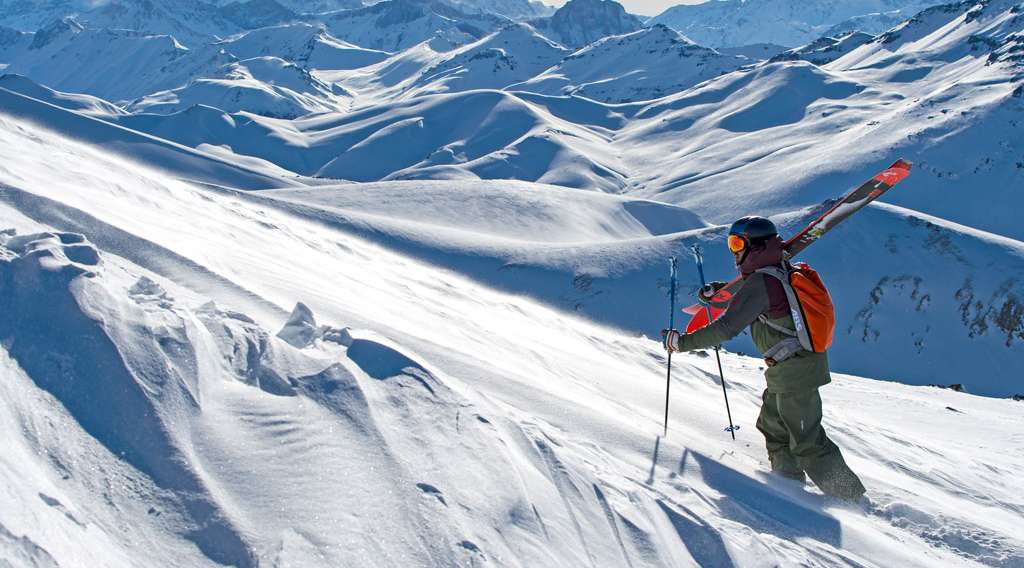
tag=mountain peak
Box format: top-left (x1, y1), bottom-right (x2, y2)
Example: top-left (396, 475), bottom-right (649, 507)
top-left (532, 0), bottom-right (643, 49)
top-left (28, 16), bottom-right (84, 50)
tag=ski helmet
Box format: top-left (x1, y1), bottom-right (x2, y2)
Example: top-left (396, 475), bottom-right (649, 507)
top-left (728, 216), bottom-right (777, 252)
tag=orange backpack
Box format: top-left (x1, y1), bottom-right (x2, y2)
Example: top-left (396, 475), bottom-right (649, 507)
top-left (756, 262), bottom-right (835, 353)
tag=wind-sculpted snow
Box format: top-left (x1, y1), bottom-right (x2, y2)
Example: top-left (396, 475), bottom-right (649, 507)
top-left (0, 231), bottom-right (255, 566)
top-left (0, 229), bottom-right (558, 565)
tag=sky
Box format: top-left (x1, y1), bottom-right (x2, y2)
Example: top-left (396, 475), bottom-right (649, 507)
top-left (536, 0), bottom-right (708, 18)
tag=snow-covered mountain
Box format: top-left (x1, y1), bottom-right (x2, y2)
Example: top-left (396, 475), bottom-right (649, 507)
top-left (530, 0), bottom-right (644, 49)
top-left (126, 57), bottom-right (350, 118)
top-left (405, 23), bottom-right (571, 96)
top-left (260, 0), bottom-right (362, 15)
top-left (317, 0), bottom-right (514, 52)
top-left (1, 0), bottom-right (1024, 566)
top-left (213, 23), bottom-right (390, 71)
top-left (444, 0), bottom-right (552, 19)
top-left (0, 23), bottom-right (30, 61)
top-left (74, 0), bottom-right (277, 45)
top-left (509, 24), bottom-right (748, 103)
top-left (0, 20), bottom-right (233, 103)
top-left (650, 0), bottom-right (947, 48)
top-left (0, 0), bottom-right (102, 31)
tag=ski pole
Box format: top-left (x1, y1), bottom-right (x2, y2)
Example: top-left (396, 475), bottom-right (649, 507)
top-left (663, 256), bottom-right (676, 437)
top-left (692, 244), bottom-right (738, 440)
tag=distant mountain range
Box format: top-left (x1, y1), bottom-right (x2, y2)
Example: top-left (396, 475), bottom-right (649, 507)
top-left (649, 0), bottom-right (947, 48)
top-left (1, 0), bottom-right (958, 51)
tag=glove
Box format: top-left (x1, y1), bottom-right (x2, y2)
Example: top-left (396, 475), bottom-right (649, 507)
top-left (661, 328), bottom-right (681, 352)
top-left (697, 281), bottom-right (727, 304)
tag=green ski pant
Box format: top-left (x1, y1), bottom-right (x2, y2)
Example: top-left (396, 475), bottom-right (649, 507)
top-left (756, 388), bottom-right (866, 500)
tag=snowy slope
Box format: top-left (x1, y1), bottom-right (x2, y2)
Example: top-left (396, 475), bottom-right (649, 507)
top-left (4, 73), bottom-right (1022, 398)
top-left (0, 84), bottom-right (301, 188)
top-left (2, 106), bottom-right (1024, 568)
top-left (0, 73), bottom-right (127, 115)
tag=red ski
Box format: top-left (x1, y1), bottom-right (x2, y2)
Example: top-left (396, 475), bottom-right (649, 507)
top-left (683, 159), bottom-right (912, 333)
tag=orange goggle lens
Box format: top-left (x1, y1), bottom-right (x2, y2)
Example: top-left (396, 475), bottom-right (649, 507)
top-left (728, 235), bottom-right (747, 252)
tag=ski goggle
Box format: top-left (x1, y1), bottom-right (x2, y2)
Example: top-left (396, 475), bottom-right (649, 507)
top-left (728, 235), bottom-right (748, 252)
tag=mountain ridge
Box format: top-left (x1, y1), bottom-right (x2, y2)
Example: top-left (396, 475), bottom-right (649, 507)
top-left (650, 0), bottom-right (950, 48)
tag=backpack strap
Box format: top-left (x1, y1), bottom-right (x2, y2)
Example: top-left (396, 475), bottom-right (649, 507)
top-left (754, 263), bottom-right (815, 354)
top-left (757, 314), bottom-right (797, 336)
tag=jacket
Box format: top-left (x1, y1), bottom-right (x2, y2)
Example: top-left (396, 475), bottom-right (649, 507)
top-left (677, 236), bottom-right (831, 393)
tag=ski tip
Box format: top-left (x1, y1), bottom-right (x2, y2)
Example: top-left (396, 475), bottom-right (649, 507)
top-left (876, 159), bottom-right (913, 185)
top-left (890, 158), bottom-right (913, 171)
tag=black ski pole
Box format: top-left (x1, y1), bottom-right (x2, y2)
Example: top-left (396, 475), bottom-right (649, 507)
top-left (663, 256), bottom-right (676, 437)
top-left (692, 244), bottom-right (738, 440)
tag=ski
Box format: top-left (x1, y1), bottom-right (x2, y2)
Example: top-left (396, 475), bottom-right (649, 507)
top-left (683, 159), bottom-right (912, 332)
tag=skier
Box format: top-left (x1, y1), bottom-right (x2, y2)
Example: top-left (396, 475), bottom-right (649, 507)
top-left (662, 216), bottom-right (866, 501)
